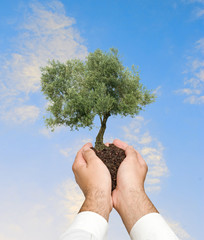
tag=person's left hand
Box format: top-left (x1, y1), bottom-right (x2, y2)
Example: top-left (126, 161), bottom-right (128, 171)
top-left (72, 142), bottom-right (113, 221)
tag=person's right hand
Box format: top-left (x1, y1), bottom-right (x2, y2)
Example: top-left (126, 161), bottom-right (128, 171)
top-left (112, 139), bottom-right (148, 209)
top-left (111, 139), bottom-right (158, 233)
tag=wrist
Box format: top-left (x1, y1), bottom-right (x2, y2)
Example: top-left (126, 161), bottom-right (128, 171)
top-left (115, 189), bottom-right (158, 233)
top-left (79, 190), bottom-right (112, 221)
top-left (114, 187), bottom-right (145, 212)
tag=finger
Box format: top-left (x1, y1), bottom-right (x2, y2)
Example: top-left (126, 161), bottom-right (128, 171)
top-left (125, 145), bottom-right (138, 160)
top-left (73, 142), bottom-right (93, 168)
top-left (113, 139), bottom-right (128, 150)
top-left (135, 150), bottom-right (147, 167)
top-left (81, 142), bottom-right (93, 152)
top-left (82, 145), bottom-right (98, 165)
top-left (76, 142), bottom-right (93, 157)
top-left (105, 142), bottom-right (110, 147)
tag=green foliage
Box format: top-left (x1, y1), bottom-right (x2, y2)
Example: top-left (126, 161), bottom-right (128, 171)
top-left (40, 48), bottom-right (156, 145)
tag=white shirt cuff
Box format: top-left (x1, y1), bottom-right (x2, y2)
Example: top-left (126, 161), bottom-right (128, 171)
top-left (130, 213), bottom-right (179, 240)
top-left (61, 211), bottom-right (108, 240)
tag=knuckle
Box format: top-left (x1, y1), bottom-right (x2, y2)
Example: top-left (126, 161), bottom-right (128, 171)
top-left (128, 145), bottom-right (134, 150)
top-left (127, 145), bottom-right (135, 154)
top-left (128, 146), bottom-right (137, 157)
top-left (72, 163), bottom-right (77, 172)
top-left (143, 162), bottom-right (148, 172)
top-left (76, 150), bottom-right (80, 157)
top-left (83, 148), bottom-right (91, 156)
top-left (86, 149), bottom-right (92, 154)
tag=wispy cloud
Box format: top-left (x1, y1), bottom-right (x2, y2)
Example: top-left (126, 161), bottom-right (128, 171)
top-left (174, 88), bottom-right (201, 95)
top-left (167, 219), bottom-right (194, 240)
top-left (58, 179), bottom-right (85, 224)
top-left (57, 116), bottom-right (168, 193)
top-left (1, 105), bottom-right (40, 124)
top-left (152, 85), bottom-right (162, 96)
top-left (60, 179), bottom-right (194, 240)
top-left (182, 0), bottom-right (204, 20)
top-left (183, 95), bottom-right (204, 104)
top-left (59, 147), bottom-right (73, 158)
top-left (0, 178), bottom-right (85, 240)
top-left (122, 116), bottom-right (168, 193)
top-left (0, 190), bottom-right (63, 240)
top-left (39, 127), bottom-right (52, 138)
top-left (0, 177), bottom-right (193, 240)
top-left (196, 38), bottom-right (204, 52)
top-left (58, 137), bottom-right (93, 161)
top-left (194, 7), bottom-right (204, 17)
top-left (174, 38), bottom-right (204, 104)
top-left (184, 0), bottom-right (204, 3)
top-left (0, 0), bottom-right (88, 124)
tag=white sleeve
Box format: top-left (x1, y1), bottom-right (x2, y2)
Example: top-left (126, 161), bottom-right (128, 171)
top-left (59, 211), bottom-right (108, 240)
top-left (130, 213), bottom-right (179, 240)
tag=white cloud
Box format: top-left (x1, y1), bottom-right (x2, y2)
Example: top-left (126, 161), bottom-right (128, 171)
top-left (39, 127), bottom-right (52, 138)
top-left (184, 95), bottom-right (204, 104)
top-left (194, 7), bottom-right (204, 17)
top-left (174, 88), bottom-right (201, 95)
top-left (190, 59), bottom-right (204, 71)
top-left (184, 0), bottom-right (204, 4)
top-left (81, 138), bottom-right (94, 143)
top-left (0, 233), bottom-right (16, 240)
top-left (153, 85), bottom-right (162, 96)
top-left (1, 105), bottom-right (40, 123)
top-left (0, 177), bottom-right (194, 240)
top-left (0, 148), bottom-right (191, 240)
top-left (145, 185), bottom-right (161, 192)
top-left (195, 68), bottom-right (204, 81)
top-left (39, 124), bottom-right (67, 138)
top-left (167, 219), bottom-right (194, 240)
top-left (138, 131), bottom-right (152, 144)
top-left (0, 0), bottom-right (88, 124)
top-left (57, 137), bottom-right (94, 163)
top-left (175, 38), bottom-right (204, 104)
top-left (0, 178), bottom-right (84, 240)
top-left (196, 38), bottom-right (204, 52)
top-left (122, 117), bottom-right (168, 193)
top-left (60, 147), bottom-right (73, 158)
top-left (58, 179), bottom-right (85, 224)
top-left (182, 0), bottom-right (204, 22)
top-left (0, 194), bottom-right (61, 240)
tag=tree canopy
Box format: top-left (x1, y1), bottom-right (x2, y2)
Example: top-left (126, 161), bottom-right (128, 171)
top-left (40, 48), bottom-right (156, 150)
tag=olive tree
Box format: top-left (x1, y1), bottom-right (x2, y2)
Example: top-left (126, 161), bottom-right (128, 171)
top-left (40, 48), bottom-right (155, 150)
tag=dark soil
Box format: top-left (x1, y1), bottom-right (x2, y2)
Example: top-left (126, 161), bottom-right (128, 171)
top-left (91, 144), bottom-right (126, 191)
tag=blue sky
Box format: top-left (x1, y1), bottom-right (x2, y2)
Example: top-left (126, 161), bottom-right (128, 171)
top-left (0, 0), bottom-right (203, 239)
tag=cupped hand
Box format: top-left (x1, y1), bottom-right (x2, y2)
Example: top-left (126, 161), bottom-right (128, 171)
top-left (72, 142), bottom-right (113, 219)
top-left (111, 139), bottom-right (148, 211)
top-left (111, 139), bottom-right (158, 232)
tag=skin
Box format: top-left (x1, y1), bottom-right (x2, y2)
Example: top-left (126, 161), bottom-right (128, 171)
top-left (72, 139), bottom-right (158, 232)
top-left (111, 139), bottom-right (158, 233)
top-left (72, 142), bottom-right (113, 221)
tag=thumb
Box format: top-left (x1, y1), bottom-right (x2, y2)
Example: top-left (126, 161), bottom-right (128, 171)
top-left (82, 146), bottom-right (97, 165)
top-left (124, 145), bottom-right (138, 162)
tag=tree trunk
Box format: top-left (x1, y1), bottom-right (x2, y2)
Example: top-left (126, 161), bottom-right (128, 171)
top-left (95, 112), bottom-right (110, 150)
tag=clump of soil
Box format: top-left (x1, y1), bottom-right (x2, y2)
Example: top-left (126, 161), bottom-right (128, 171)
top-left (91, 144), bottom-right (126, 191)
